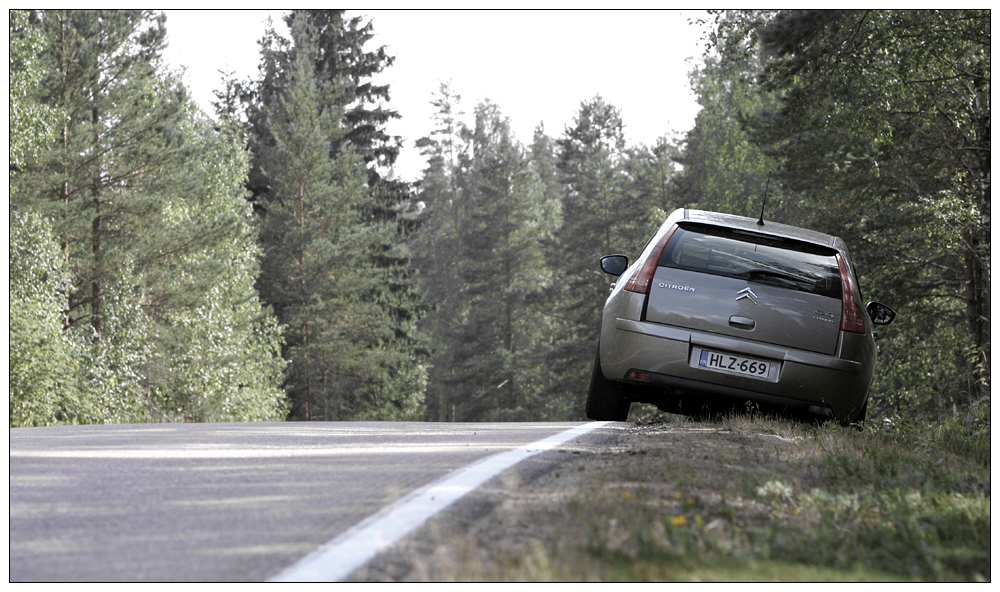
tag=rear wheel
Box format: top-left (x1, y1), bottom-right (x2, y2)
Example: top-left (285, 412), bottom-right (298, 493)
top-left (850, 397), bottom-right (868, 430)
top-left (586, 354), bottom-right (631, 421)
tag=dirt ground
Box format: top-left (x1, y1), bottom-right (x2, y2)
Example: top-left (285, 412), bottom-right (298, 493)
top-left (352, 416), bottom-right (811, 581)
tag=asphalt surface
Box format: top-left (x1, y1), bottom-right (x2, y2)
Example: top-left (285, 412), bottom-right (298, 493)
top-left (8, 421), bottom-right (617, 582)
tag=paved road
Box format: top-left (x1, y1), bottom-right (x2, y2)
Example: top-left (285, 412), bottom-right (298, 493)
top-left (9, 422), bottom-right (616, 582)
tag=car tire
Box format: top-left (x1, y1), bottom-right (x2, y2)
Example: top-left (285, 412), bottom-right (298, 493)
top-left (851, 397), bottom-right (868, 430)
top-left (586, 353), bottom-right (631, 421)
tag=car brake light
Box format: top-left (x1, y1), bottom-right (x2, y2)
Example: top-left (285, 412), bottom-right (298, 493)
top-left (624, 226), bottom-right (677, 294)
top-left (837, 254), bottom-right (866, 334)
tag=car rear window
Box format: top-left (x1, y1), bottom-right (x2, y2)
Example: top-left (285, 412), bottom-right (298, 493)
top-left (658, 224), bottom-right (842, 299)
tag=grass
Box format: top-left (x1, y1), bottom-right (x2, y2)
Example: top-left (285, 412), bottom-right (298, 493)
top-left (445, 400), bottom-right (990, 582)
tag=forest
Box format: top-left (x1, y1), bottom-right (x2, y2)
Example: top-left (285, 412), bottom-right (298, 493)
top-left (9, 10), bottom-right (990, 428)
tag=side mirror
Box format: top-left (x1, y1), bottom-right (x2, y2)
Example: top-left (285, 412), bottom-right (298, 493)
top-left (600, 255), bottom-right (629, 277)
top-left (867, 301), bottom-right (896, 326)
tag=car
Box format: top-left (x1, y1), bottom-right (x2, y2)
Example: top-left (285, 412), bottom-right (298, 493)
top-left (586, 208), bottom-right (896, 425)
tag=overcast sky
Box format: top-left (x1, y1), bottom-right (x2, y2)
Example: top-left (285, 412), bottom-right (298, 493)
top-left (161, 10), bottom-right (710, 182)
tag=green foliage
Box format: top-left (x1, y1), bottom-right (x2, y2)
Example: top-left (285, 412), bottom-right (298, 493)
top-left (623, 136), bottom-right (682, 224)
top-left (677, 9), bottom-right (990, 423)
top-left (9, 11), bottom-right (79, 426)
top-left (546, 96), bottom-right (647, 411)
top-left (440, 100), bottom-right (564, 420)
top-left (256, 31), bottom-right (369, 419)
top-left (750, 9), bottom-right (990, 356)
top-left (932, 396), bottom-right (991, 466)
top-left (70, 265), bottom-right (154, 423)
top-left (10, 10), bottom-right (288, 425)
top-left (673, 49), bottom-right (780, 217)
top-left (246, 10), bottom-right (425, 421)
top-left (14, 12), bottom-right (181, 418)
top-left (8, 10), bottom-right (57, 171)
top-left (411, 82), bottom-right (468, 422)
top-left (147, 120), bottom-right (288, 422)
top-left (412, 90), bottom-right (687, 422)
top-left (13, 9), bottom-right (986, 429)
top-left (8, 212), bottom-right (87, 425)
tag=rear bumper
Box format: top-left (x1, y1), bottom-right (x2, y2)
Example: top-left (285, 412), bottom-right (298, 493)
top-left (600, 318), bottom-right (873, 422)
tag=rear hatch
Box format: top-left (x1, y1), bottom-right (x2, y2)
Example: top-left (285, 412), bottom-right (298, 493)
top-left (644, 223), bottom-right (844, 356)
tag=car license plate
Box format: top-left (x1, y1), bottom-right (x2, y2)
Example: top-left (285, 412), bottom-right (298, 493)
top-left (697, 349), bottom-right (771, 379)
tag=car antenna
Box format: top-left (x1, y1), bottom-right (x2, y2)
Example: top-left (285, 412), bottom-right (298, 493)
top-left (756, 171), bottom-right (771, 227)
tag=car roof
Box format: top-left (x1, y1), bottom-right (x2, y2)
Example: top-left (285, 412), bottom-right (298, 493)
top-left (681, 209), bottom-right (840, 249)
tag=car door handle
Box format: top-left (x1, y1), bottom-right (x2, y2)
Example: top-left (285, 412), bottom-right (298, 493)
top-left (729, 316), bottom-right (756, 330)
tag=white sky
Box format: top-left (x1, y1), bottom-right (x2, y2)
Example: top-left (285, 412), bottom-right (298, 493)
top-left (161, 9), bottom-right (710, 183)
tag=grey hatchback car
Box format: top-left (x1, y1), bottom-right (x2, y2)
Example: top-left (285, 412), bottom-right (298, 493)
top-left (587, 208), bottom-right (896, 424)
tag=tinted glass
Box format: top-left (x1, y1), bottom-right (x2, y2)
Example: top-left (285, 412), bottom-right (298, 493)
top-left (658, 224), bottom-right (842, 299)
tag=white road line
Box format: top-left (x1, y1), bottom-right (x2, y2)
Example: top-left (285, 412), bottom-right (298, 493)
top-left (268, 421), bottom-right (611, 582)
top-left (9, 444), bottom-right (536, 459)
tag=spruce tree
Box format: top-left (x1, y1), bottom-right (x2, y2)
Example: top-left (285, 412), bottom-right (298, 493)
top-left (249, 11), bottom-right (426, 420)
top-left (413, 99), bottom-right (564, 420)
top-left (547, 96), bottom-right (633, 409)
top-left (411, 82), bottom-right (468, 421)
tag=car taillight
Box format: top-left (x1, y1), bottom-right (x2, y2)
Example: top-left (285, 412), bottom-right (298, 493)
top-left (837, 254), bottom-right (866, 334)
top-left (624, 226), bottom-right (677, 294)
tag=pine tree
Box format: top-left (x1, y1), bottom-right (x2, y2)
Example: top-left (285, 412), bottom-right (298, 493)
top-left (11, 10), bottom-right (287, 424)
top-left (12, 10), bottom-right (179, 421)
top-left (621, 137), bottom-right (684, 247)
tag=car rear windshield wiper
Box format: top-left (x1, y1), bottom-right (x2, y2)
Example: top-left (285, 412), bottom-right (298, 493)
top-left (745, 268), bottom-right (814, 287)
